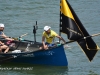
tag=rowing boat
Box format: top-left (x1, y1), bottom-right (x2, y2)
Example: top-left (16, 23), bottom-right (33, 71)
top-left (0, 0), bottom-right (98, 66)
top-left (0, 39), bottom-right (68, 66)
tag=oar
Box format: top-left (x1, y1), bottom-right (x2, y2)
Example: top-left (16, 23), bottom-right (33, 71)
top-left (19, 33), bottom-right (28, 38)
top-left (9, 33), bottom-right (28, 41)
top-left (0, 33), bottom-right (28, 40)
top-left (65, 32), bottom-right (100, 44)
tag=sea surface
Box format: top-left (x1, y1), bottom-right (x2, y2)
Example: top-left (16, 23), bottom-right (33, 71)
top-left (0, 0), bottom-right (100, 75)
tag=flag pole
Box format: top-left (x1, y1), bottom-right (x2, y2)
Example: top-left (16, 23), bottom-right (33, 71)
top-left (59, 0), bottom-right (61, 43)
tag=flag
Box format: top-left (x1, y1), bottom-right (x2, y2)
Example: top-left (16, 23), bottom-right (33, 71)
top-left (60, 0), bottom-right (99, 61)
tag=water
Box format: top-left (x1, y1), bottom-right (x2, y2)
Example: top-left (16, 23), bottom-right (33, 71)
top-left (0, 0), bottom-right (100, 75)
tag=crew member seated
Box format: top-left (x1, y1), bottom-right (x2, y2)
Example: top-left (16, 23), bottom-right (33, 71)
top-left (0, 41), bottom-right (9, 53)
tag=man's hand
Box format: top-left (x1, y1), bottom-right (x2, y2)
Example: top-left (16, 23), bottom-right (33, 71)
top-left (43, 45), bottom-right (48, 50)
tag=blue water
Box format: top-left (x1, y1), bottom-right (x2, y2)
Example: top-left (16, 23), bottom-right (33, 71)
top-left (0, 0), bottom-right (100, 75)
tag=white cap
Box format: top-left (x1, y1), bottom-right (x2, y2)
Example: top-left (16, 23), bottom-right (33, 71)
top-left (44, 26), bottom-right (51, 31)
top-left (0, 23), bottom-right (4, 27)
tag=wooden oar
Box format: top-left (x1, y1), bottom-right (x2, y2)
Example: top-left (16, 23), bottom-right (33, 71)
top-left (0, 33), bottom-right (28, 40)
top-left (9, 33), bottom-right (28, 41)
top-left (65, 32), bottom-right (100, 44)
top-left (20, 33), bottom-right (28, 38)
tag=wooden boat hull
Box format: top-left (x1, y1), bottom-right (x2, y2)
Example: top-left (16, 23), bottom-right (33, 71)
top-left (0, 40), bottom-right (68, 66)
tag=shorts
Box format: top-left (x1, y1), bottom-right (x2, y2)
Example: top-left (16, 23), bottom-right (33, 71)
top-left (45, 42), bottom-right (55, 48)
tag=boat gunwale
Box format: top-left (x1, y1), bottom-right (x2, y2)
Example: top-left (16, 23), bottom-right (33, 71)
top-left (0, 43), bottom-right (64, 56)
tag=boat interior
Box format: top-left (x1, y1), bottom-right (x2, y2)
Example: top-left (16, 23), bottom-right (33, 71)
top-left (0, 38), bottom-right (62, 54)
top-left (0, 39), bottom-right (43, 54)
